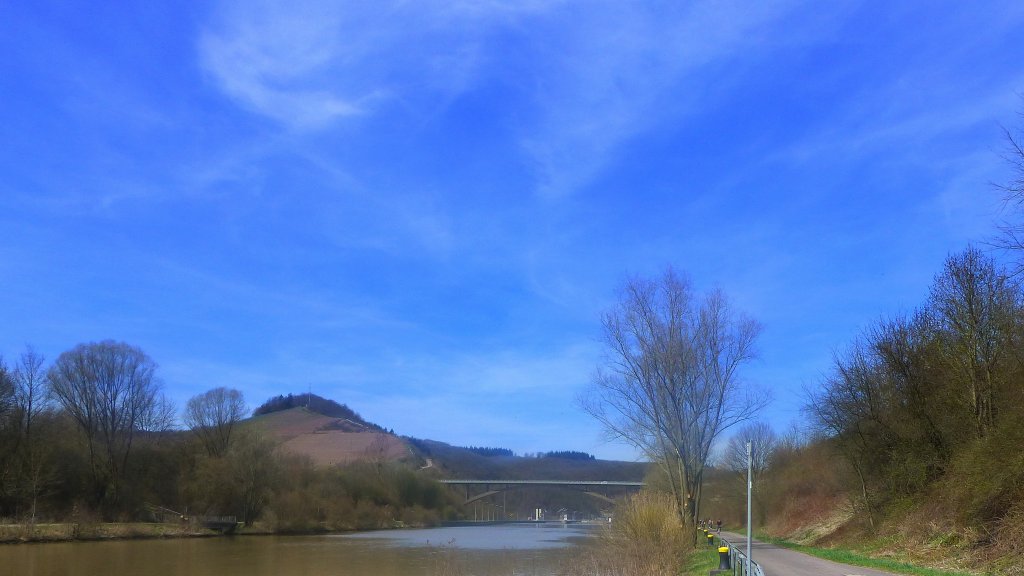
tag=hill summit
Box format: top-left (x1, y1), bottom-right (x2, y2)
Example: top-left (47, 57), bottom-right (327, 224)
top-left (253, 393), bottom-right (385, 431)
top-left (249, 394), bottom-right (404, 466)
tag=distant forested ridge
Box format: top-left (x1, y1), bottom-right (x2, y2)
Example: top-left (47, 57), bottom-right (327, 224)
top-left (464, 446), bottom-right (514, 457)
top-left (404, 437), bottom-right (646, 480)
top-left (542, 450), bottom-right (596, 461)
top-left (413, 445), bottom-right (597, 460)
top-left (253, 393), bottom-right (382, 430)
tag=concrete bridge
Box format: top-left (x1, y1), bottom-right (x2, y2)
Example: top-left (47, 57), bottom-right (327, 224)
top-left (439, 479), bottom-right (645, 505)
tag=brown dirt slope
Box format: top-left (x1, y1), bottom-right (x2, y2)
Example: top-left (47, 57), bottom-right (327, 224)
top-left (248, 407), bottom-right (410, 466)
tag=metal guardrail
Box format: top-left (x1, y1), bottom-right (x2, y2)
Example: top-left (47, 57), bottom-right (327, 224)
top-left (719, 536), bottom-right (765, 576)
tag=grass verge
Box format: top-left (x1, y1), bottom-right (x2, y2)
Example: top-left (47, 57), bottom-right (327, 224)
top-left (684, 543), bottom-right (720, 575)
top-left (758, 535), bottom-right (981, 576)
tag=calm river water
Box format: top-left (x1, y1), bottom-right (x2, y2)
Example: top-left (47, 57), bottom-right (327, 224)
top-left (0, 523), bottom-right (599, 576)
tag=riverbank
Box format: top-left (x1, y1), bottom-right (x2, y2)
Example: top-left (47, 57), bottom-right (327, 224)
top-left (0, 518), bottom-right (454, 545)
top-left (0, 522), bottom-right (270, 544)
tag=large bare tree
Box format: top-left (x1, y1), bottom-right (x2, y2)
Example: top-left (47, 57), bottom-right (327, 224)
top-left (184, 387), bottom-right (247, 457)
top-left (581, 268), bottom-right (766, 535)
top-left (47, 340), bottom-right (172, 505)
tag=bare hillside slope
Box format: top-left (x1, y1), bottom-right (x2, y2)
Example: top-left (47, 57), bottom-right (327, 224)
top-left (249, 407), bottom-right (409, 466)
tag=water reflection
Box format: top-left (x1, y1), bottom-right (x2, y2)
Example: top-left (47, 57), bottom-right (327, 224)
top-left (343, 522), bottom-right (598, 549)
top-left (0, 523), bottom-right (599, 576)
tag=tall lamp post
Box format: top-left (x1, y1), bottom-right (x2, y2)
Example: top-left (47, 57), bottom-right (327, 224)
top-left (746, 441), bottom-right (752, 575)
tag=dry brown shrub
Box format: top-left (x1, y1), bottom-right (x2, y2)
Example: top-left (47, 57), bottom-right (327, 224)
top-left (269, 488), bottom-right (323, 532)
top-left (761, 441), bottom-right (849, 541)
top-left (561, 492), bottom-right (685, 576)
top-left (984, 499), bottom-right (1024, 575)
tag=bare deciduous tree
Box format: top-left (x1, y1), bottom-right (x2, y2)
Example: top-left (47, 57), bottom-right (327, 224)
top-left (580, 268), bottom-right (766, 536)
top-left (722, 421), bottom-right (777, 478)
top-left (806, 247), bottom-right (1022, 529)
top-left (47, 340), bottom-right (170, 505)
top-left (0, 356), bottom-right (15, 503)
top-left (14, 347), bottom-right (48, 443)
top-left (992, 107), bottom-right (1024, 265)
top-left (13, 347), bottom-right (52, 524)
top-left (722, 421), bottom-right (777, 524)
top-left (184, 387), bottom-right (246, 457)
top-left (928, 246), bottom-right (1019, 438)
top-left (805, 336), bottom-right (892, 528)
top-left (0, 356), bottom-right (13, 421)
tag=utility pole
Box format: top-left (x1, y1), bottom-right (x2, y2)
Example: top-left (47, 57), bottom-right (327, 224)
top-left (746, 441), bottom-right (752, 575)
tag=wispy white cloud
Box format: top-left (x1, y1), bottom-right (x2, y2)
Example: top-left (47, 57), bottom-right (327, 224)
top-left (199, 0), bottom-right (815, 196)
top-left (778, 81), bottom-right (1024, 167)
top-left (198, 0), bottom-right (541, 131)
top-left (199, 0), bottom-right (364, 128)
top-left (521, 1), bottom-right (811, 198)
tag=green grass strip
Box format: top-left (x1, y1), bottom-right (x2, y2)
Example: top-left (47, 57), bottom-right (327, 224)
top-left (684, 544), bottom-right (721, 576)
top-left (757, 535), bottom-right (980, 576)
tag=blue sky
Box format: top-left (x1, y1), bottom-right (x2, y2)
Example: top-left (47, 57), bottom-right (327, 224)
top-left (2, 1), bottom-right (1023, 460)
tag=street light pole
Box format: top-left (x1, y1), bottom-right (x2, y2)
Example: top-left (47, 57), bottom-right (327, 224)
top-left (746, 441), bottom-right (752, 575)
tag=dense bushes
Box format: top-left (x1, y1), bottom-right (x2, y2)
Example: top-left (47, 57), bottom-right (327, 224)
top-left (168, 433), bottom-right (456, 531)
top-left (263, 459), bottom-right (452, 532)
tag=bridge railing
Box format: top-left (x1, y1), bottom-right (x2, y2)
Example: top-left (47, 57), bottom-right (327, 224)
top-left (438, 480), bottom-right (644, 486)
top-left (719, 536), bottom-right (764, 576)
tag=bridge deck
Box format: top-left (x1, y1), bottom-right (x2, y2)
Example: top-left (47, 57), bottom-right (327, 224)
top-left (439, 480), bottom-right (644, 487)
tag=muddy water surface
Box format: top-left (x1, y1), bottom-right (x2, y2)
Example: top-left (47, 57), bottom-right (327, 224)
top-left (0, 523), bottom-right (598, 576)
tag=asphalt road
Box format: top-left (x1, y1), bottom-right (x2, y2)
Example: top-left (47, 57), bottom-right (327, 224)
top-left (718, 532), bottom-right (898, 576)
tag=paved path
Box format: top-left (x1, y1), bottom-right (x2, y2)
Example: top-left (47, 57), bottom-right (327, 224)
top-left (718, 532), bottom-right (898, 576)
